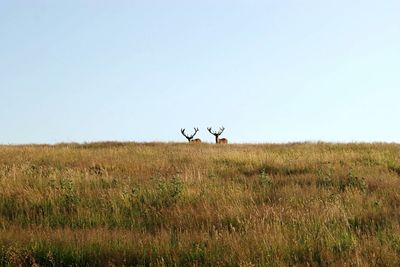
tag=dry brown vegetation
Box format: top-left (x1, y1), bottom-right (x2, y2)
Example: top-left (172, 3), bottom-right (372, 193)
top-left (1, 142), bottom-right (400, 266)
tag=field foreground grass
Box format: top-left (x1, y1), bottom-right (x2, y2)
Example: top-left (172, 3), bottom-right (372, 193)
top-left (1, 142), bottom-right (400, 266)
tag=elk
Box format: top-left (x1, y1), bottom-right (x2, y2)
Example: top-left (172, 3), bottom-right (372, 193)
top-left (207, 126), bottom-right (228, 144)
top-left (181, 128), bottom-right (202, 143)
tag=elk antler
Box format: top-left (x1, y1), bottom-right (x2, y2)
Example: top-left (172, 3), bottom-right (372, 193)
top-left (181, 128), bottom-right (199, 142)
top-left (207, 126), bottom-right (225, 136)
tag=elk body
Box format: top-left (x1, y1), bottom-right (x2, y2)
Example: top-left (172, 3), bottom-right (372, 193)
top-left (181, 128), bottom-right (202, 143)
top-left (207, 127), bottom-right (228, 144)
top-left (218, 138), bottom-right (228, 144)
top-left (191, 138), bottom-right (202, 144)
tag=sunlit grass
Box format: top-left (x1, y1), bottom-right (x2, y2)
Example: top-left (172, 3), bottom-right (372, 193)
top-left (1, 142), bottom-right (400, 266)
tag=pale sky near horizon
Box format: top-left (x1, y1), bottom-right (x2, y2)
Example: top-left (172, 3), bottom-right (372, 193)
top-left (1, 1), bottom-right (399, 144)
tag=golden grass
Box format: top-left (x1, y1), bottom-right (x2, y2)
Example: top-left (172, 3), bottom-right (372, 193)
top-left (0, 142), bottom-right (400, 266)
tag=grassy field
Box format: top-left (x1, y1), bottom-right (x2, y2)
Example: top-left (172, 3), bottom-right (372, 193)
top-left (0, 142), bottom-right (400, 266)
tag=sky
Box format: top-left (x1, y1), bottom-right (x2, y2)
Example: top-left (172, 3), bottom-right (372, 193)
top-left (0, 0), bottom-right (399, 144)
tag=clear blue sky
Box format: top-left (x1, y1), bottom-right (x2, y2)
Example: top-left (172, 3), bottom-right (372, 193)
top-left (1, 1), bottom-right (399, 144)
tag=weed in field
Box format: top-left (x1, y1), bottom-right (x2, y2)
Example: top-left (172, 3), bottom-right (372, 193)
top-left (259, 168), bottom-right (273, 187)
top-left (49, 177), bottom-right (80, 214)
top-left (339, 170), bottom-right (367, 192)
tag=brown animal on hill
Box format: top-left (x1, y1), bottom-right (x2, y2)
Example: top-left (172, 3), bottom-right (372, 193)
top-left (191, 138), bottom-right (202, 144)
top-left (181, 128), bottom-right (202, 143)
top-left (207, 126), bottom-right (228, 144)
top-left (217, 138), bottom-right (228, 144)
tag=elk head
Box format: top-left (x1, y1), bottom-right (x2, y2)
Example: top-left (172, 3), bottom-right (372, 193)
top-left (181, 128), bottom-right (201, 143)
top-left (207, 126), bottom-right (228, 144)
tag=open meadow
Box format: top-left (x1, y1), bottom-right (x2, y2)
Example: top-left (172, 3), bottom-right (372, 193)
top-left (1, 142), bottom-right (400, 266)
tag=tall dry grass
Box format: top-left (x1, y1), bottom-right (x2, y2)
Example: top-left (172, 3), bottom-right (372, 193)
top-left (0, 142), bottom-right (400, 266)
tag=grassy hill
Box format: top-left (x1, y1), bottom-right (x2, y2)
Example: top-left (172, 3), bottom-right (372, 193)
top-left (0, 142), bottom-right (400, 266)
